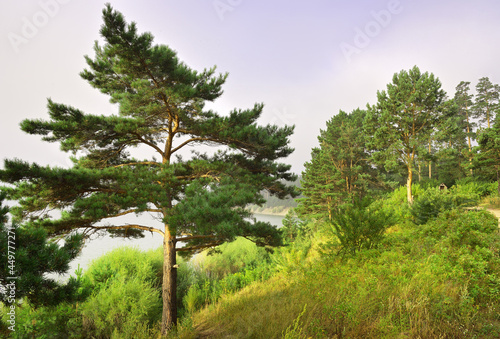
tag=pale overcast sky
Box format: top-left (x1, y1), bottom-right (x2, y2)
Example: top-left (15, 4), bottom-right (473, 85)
top-left (1, 0), bottom-right (500, 174)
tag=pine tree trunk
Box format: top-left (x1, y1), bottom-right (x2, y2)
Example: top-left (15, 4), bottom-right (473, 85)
top-left (467, 110), bottom-right (473, 175)
top-left (428, 139), bottom-right (432, 179)
top-left (497, 169), bottom-right (500, 196)
top-left (407, 166), bottom-right (413, 204)
top-left (161, 230), bottom-right (177, 335)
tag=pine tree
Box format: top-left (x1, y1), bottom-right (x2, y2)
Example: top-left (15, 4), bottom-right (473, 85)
top-left (452, 81), bottom-right (475, 175)
top-left (474, 114), bottom-right (500, 194)
top-left (454, 81), bottom-right (475, 153)
top-left (434, 99), bottom-right (468, 185)
top-left (0, 191), bottom-right (84, 307)
top-left (365, 66), bottom-right (446, 203)
top-left (474, 77), bottom-right (500, 129)
top-left (297, 109), bottom-right (377, 220)
top-left (0, 5), bottom-right (296, 333)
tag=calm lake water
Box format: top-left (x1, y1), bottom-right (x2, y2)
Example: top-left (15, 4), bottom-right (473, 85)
top-left (62, 213), bottom-right (284, 278)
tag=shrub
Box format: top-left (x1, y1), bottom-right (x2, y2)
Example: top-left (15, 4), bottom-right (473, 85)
top-left (83, 246), bottom-right (163, 292)
top-left (410, 188), bottom-right (456, 225)
top-left (417, 209), bottom-right (500, 304)
top-left (196, 237), bottom-right (270, 279)
top-left (378, 183), bottom-right (427, 222)
top-left (328, 200), bottom-right (394, 257)
top-left (410, 184), bottom-right (482, 225)
top-left (4, 301), bottom-right (82, 339)
top-left (454, 178), bottom-right (498, 198)
top-left (80, 276), bottom-right (161, 338)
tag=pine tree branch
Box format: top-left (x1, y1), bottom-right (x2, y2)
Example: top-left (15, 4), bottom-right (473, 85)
top-left (100, 208), bottom-right (163, 219)
top-left (170, 137), bottom-right (219, 154)
top-left (113, 161), bottom-right (160, 168)
top-left (132, 132), bottom-right (165, 157)
top-left (176, 234), bottom-right (217, 242)
top-left (175, 172), bottom-right (221, 182)
top-left (176, 240), bottom-right (225, 252)
top-left (88, 224), bottom-right (164, 236)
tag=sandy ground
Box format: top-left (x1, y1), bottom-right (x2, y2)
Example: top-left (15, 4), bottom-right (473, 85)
top-left (486, 208), bottom-right (500, 227)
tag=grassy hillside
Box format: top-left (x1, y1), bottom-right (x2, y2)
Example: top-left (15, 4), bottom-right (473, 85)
top-left (175, 185), bottom-right (500, 338)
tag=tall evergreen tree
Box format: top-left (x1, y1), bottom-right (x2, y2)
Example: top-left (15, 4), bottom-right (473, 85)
top-left (473, 114), bottom-right (500, 194)
top-left (454, 81), bottom-right (475, 154)
top-left (434, 99), bottom-right (468, 185)
top-left (453, 81), bottom-right (475, 175)
top-left (365, 66), bottom-right (446, 203)
top-left (0, 191), bottom-right (84, 307)
top-left (0, 5), bottom-right (296, 334)
top-left (474, 77), bottom-right (500, 129)
top-left (297, 109), bottom-right (377, 220)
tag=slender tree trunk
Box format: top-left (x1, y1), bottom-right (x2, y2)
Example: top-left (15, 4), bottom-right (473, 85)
top-left (407, 166), bottom-right (413, 204)
top-left (487, 107), bottom-right (491, 128)
top-left (418, 163), bottom-right (422, 181)
top-left (161, 229), bottom-right (177, 335)
top-left (428, 139), bottom-right (432, 179)
top-left (327, 197), bottom-right (333, 221)
top-left (466, 110), bottom-right (473, 175)
top-left (497, 169), bottom-right (500, 196)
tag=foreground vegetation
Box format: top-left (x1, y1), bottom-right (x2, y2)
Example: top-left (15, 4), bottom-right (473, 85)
top-left (2, 180), bottom-right (499, 338)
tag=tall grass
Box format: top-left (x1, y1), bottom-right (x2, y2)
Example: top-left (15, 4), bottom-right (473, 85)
top-left (181, 206), bottom-right (500, 338)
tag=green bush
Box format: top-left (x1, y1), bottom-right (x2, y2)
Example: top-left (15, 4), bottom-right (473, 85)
top-left (8, 246), bottom-right (171, 338)
top-left (410, 184), bottom-right (484, 225)
top-left (454, 178), bottom-right (498, 198)
top-left (410, 188), bottom-right (456, 225)
top-left (416, 209), bottom-right (500, 304)
top-left (328, 200), bottom-right (394, 257)
top-left (197, 237), bottom-right (270, 279)
top-left (80, 276), bottom-right (161, 338)
top-left (378, 183), bottom-right (427, 222)
top-left (3, 301), bottom-right (82, 339)
top-left (83, 246), bottom-right (163, 292)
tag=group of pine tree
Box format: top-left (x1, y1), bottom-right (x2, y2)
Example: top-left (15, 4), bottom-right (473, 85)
top-left (1, 3), bottom-right (500, 336)
top-left (298, 68), bottom-right (500, 220)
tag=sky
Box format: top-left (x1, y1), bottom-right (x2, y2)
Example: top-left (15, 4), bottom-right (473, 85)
top-left (2, 0), bottom-right (500, 175)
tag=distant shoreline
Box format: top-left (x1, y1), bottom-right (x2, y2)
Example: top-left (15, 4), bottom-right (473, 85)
top-left (251, 207), bottom-right (291, 216)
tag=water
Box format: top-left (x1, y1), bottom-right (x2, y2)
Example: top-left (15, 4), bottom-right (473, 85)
top-left (63, 213), bottom-right (285, 278)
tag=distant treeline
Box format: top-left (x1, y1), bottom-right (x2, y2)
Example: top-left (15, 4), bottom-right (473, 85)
top-left (248, 177), bottom-right (301, 213)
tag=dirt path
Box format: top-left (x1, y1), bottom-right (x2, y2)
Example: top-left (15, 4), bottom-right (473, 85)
top-left (486, 208), bottom-right (500, 227)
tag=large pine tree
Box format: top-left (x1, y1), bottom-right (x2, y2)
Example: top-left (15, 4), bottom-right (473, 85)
top-left (0, 5), bottom-right (296, 334)
top-left (0, 191), bottom-right (84, 307)
top-left (365, 66), bottom-right (446, 203)
top-left (473, 114), bottom-right (500, 193)
top-left (474, 77), bottom-right (500, 129)
top-left (433, 99), bottom-right (468, 185)
top-left (298, 109), bottom-right (377, 220)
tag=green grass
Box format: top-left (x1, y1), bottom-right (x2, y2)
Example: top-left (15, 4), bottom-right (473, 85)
top-left (177, 208), bottom-right (500, 338)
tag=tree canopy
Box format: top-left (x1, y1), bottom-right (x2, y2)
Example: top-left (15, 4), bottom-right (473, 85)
top-left (297, 108), bottom-right (379, 219)
top-left (365, 66), bottom-right (446, 203)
